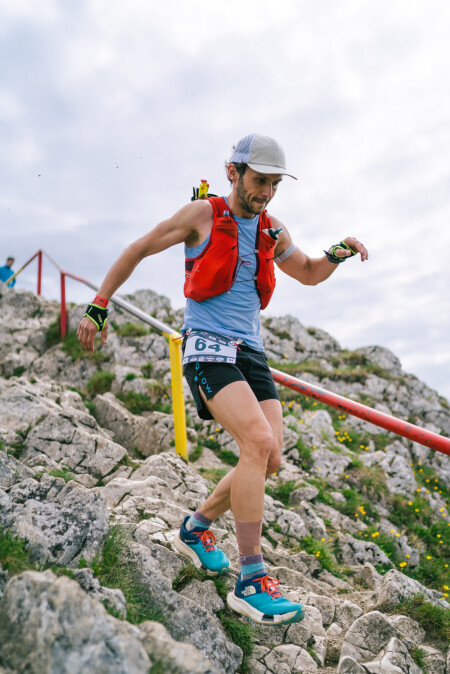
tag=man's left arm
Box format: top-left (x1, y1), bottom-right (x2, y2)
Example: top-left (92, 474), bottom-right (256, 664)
top-left (272, 219), bottom-right (368, 286)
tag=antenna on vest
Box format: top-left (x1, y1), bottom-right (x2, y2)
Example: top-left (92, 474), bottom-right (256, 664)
top-left (263, 227), bottom-right (284, 240)
top-left (191, 179), bottom-right (218, 201)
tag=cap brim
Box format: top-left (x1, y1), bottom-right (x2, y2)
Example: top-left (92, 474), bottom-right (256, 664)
top-left (247, 162), bottom-right (298, 180)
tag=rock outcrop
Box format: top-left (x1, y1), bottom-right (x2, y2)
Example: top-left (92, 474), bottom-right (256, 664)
top-left (0, 285), bottom-right (449, 673)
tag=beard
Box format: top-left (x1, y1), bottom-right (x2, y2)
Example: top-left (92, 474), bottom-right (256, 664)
top-left (236, 176), bottom-right (269, 215)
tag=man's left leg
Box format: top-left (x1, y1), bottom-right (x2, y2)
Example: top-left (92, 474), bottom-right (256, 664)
top-left (196, 398), bottom-right (283, 521)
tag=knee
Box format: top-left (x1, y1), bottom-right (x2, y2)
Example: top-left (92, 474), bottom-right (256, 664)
top-left (267, 450), bottom-right (282, 476)
top-left (244, 429), bottom-right (274, 464)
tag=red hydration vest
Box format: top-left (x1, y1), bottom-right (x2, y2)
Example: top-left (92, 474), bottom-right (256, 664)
top-left (184, 196), bottom-right (277, 310)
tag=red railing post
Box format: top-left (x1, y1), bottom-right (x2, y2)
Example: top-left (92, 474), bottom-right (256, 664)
top-left (60, 272), bottom-right (67, 338)
top-left (37, 251), bottom-right (42, 296)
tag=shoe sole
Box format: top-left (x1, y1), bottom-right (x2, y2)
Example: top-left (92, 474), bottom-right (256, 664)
top-left (226, 591), bottom-right (306, 626)
top-left (172, 532), bottom-right (228, 576)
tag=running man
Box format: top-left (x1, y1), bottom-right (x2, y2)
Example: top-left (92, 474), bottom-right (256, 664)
top-left (0, 257), bottom-right (16, 288)
top-left (77, 133), bottom-right (368, 625)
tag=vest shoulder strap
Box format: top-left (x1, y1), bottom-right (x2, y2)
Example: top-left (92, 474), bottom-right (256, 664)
top-left (207, 196), bottom-right (229, 219)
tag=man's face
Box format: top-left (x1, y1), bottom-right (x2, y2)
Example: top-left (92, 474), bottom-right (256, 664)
top-left (234, 167), bottom-right (282, 216)
top-left (6, 258), bottom-right (14, 267)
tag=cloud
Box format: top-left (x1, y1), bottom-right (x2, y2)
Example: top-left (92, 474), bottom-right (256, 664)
top-left (1, 0), bottom-right (449, 403)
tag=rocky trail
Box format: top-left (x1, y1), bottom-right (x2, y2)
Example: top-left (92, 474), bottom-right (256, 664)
top-left (0, 285), bottom-right (449, 673)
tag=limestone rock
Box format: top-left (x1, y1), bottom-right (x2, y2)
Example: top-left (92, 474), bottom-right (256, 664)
top-left (337, 655), bottom-right (368, 673)
top-left (71, 568), bottom-right (127, 619)
top-left (363, 637), bottom-right (422, 673)
top-left (0, 451), bottom-right (35, 488)
top-left (129, 542), bottom-right (242, 673)
top-left (338, 533), bottom-right (393, 568)
top-left (180, 579), bottom-right (225, 613)
top-left (139, 620), bottom-right (221, 673)
top-left (263, 644), bottom-right (318, 673)
top-left (93, 391), bottom-right (175, 456)
top-left (0, 475), bottom-right (109, 565)
top-left (374, 569), bottom-right (449, 610)
top-left (0, 570), bottom-right (151, 673)
top-left (340, 610), bottom-right (399, 662)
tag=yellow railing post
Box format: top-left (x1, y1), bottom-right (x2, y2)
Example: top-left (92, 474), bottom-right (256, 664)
top-left (169, 334), bottom-right (189, 462)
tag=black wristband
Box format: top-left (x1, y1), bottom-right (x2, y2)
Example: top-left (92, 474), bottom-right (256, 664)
top-left (324, 241), bottom-right (356, 264)
top-left (84, 303), bottom-right (108, 331)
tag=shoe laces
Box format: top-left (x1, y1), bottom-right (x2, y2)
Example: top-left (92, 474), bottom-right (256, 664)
top-left (193, 529), bottom-right (216, 552)
top-left (254, 574), bottom-right (283, 599)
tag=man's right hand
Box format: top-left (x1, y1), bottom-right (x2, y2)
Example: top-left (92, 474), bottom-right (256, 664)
top-left (77, 316), bottom-right (108, 353)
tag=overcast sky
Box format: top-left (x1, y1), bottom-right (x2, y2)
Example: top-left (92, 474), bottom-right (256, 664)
top-left (1, 0), bottom-right (449, 402)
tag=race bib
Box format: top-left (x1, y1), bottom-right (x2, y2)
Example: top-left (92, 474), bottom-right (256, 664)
top-left (183, 330), bottom-right (237, 364)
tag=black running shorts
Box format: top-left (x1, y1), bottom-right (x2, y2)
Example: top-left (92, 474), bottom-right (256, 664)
top-left (183, 343), bottom-right (280, 420)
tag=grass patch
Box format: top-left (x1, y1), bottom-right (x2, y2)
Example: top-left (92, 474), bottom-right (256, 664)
top-left (172, 563), bottom-right (207, 592)
top-left (396, 595), bottom-right (450, 646)
top-left (296, 437), bottom-right (313, 470)
top-left (218, 450), bottom-right (239, 466)
top-left (45, 317), bottom-right (62, 348)
top-left (198, 467), bottom-right (228, 485)
top-left (90, 525), bottom-right (167, 625)
top-left (117, 391), bottom-right (154, 415)
top-left (141, 362), bottom-right (153, 379)
top-left (0, 526), bottom-right (37, 575)
top-left (48, 467), bottom-right (77, 483)
top-left (411, 646), bottom-right (427, 671)
top-left (265, 480), bottom-right (297, 507)
top-left (61, 330), bottom-right (109, 364)
top-left (113, 322), bottom-right (149, 337)
top-left (87, 370), bottom-right (116, 396)
top-left (189, 444), bottom-right (204, 462)
top-left (345, 463), bottom-right (388, 500)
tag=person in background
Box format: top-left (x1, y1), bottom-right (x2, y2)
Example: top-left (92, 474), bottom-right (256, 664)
top-left (0, 257), bottom-right (16, 287)
top-left (77, 133), bottom-right (368, 626)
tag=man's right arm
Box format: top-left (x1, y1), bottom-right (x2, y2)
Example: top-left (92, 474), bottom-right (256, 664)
top-left (77, 200), bottom-right (212, 352)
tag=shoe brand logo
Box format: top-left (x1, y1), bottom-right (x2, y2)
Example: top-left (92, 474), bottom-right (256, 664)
top-left (241, 586), bottom-right (256, 597)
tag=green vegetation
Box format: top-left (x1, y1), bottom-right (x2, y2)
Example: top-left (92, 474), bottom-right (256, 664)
top-left (411, 646), bottom-right (427, 671)
top-left (295, 436), bottom-right (314, 470)
top-left (45, 316), bottom-right (62, 348)
top-left (116, 391), bottom-right (154, 414)
top-left (198, 467), bottom-right (228, 485)
top-left (396, 595), bottom-right (450, 646)
top-left (172, 564), bottom-right (254, 672)
top-left (90, 525), bottom-right (167, 625)
top-left (59, 330), bottom-right (109, 364)
top-left (268, 355), bottom-right (391, 385)
top-left (48, 467), bottom-right (77, 483)
top-left (217, 449), bottom-right (239, 466)
top-left (86, 370), bottom-right (116, 396)
top-left (141, 362), bottom-right (153, 379)
top-left (265, 480), bottom-right (297, 507)
top-left (112, 322), bottom-right (149, 337)
top-left (345, 463), bottom-right (388, 500)
top-left (188, 444), bottom-right (204, 462)
top-left (0, 526), bottom-right (37, 575)
top-left (124, 372), bottom-right (138, 382)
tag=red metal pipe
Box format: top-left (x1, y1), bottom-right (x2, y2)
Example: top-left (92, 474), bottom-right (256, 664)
top-left (271, 368), bottom-right (450, 456)
top-left (37, 251), bottom-right (42, 296)
top-left (60, 273), bottom-right (67, 339)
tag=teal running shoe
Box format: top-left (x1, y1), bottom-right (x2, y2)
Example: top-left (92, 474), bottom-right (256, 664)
top-left (227, 573), bottom-right (306, 625)
top-left (173, 516), bottom-right (229, 576)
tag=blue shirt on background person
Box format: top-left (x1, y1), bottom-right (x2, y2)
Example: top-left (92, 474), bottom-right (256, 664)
top-left (0, 257), bottom-right (16, 287)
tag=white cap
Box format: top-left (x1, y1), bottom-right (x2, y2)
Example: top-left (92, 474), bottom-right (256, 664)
top-left (230, 133), bottom-right (297, 179)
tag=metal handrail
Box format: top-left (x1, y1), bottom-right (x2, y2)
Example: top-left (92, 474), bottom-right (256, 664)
top-left (1, 249), bottom-right (188, 461)
top-left (4, 249), bottom-right (449, 457)
top-left (270, 368), bottom-right (450, 456)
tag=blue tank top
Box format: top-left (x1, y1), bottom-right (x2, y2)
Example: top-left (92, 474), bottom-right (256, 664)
top-left (182, 199), bottom-right (264, 351)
